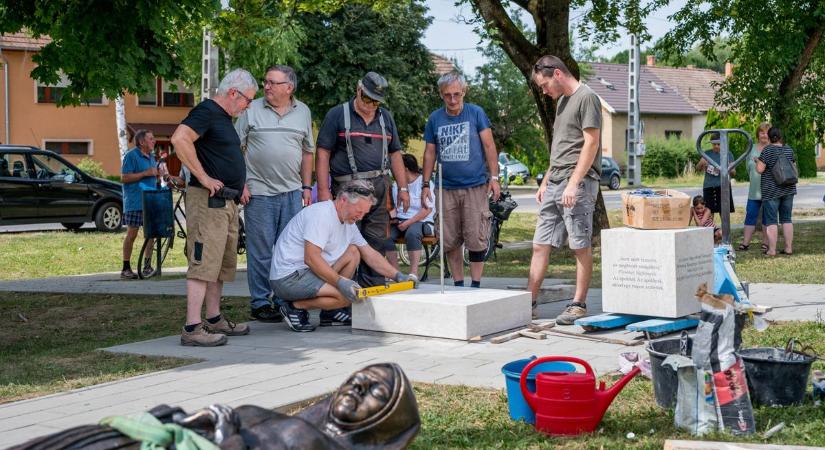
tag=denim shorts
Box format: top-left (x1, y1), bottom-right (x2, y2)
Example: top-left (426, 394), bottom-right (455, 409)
top-left (763, 195), bottom-right (794, 225)
top-left (270, 268), bottom-right (326, 301)
top-left (743, 199), bottom-right (766, 226)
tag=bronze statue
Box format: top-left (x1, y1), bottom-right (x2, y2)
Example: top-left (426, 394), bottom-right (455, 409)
top-left (9, 363), bottom-right (420, 450)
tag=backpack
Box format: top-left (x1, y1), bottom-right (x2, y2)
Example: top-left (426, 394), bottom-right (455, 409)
top-left (771, 147), bottom-right (798, 187)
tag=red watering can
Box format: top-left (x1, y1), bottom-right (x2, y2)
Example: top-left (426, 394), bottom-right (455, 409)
top-left (520, 356), bottom-right (640, 435)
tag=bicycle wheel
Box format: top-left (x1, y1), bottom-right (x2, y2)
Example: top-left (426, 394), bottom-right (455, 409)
top-left (483, 218), bottom-right (501, 261)
top-left (237, 216), bottom-right (246, 255)
top-left (138, 235), bottom-right (173, 279)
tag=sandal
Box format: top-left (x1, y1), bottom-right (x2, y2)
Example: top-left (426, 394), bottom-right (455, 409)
top-left (761, 244), bottom-right (769, 252)
top-left (737, 243), bottom-right (750, 251)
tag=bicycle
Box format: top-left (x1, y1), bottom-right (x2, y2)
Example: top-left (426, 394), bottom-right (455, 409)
top-left (138, 184), bottom-right (246, 279)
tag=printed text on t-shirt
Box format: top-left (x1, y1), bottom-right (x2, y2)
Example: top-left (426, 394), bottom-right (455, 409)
top-left (438, 122), bottom-right (470, 162)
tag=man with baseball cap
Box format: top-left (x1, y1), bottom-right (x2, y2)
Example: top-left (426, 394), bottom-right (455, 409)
top-left (315, 72), bottom-right (411, 322)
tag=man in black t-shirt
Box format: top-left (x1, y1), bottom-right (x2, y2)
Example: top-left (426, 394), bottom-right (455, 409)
top-left (171, 68), bottom-right (258, 347)
top-left (315, 72), bottom-right (410, 290)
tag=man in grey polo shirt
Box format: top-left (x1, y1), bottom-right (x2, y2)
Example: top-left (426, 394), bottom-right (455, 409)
top-left (235, 65), bottom-right (314, 323)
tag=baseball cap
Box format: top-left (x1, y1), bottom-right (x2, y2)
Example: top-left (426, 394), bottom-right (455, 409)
top-left (709, 132), bottom-right (721, 144)
top-left (359, 72), bottom-right (388, 103)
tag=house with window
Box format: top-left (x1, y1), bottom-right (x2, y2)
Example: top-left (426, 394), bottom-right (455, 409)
top-left (0, 32), bottom-right (195, 175)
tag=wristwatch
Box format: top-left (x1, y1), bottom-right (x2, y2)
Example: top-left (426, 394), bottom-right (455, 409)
top-left (399, 187), bottom-right (409, 192)
top-left (302, 185), bottom-right (312, 190)
top-left (490, 175), bottom-right (500, 181)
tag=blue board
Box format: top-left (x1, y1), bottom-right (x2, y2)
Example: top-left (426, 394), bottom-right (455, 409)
top-left (625, 317), bottom-right (699, 333)
top-left (575, 313), bottom-right (651, 329)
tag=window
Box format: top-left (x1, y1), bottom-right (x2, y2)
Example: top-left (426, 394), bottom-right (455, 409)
top-left (30, 153), bottom-right (81, 182)
top-left (816, 142), bottom-right (822, 158)
top-left (162, 80), bottom-right (194, 107)
top-left (665, 130), bottom-right (682, 139)
top-left (44, 140), bottom-right (92, 156)
top-left (36, 72), bottom-right (104, 105)
top-left (138, 79), bottom-right (159, 106)
top-left (0, 153), bottom-right (31, 178)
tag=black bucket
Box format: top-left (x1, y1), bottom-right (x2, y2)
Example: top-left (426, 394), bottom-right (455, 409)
top-left (647, 335), bottom-right (693, 409)
top-left (738, 347), bottom-right (815, 406)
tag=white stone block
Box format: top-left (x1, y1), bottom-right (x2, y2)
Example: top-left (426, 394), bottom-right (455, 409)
top-left (352, 285), bottom-right (531, 340)
top-left (601, 227), bottom-right (713, 318)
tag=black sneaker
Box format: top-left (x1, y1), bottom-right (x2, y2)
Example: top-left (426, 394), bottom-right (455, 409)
top-left (251, 304), bottom-right (284, 323)
top-left (320, 307), bottom-right (352, 327)
top-left (278, 301), bottom-right (315, 332)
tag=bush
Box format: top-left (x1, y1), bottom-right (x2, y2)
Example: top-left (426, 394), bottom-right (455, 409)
top-left (641, 137), bottom-right (700, 178)
top-left (510, 174), bottom-right (525, 186)
top-left (75, 158), bottom-right (107, 179)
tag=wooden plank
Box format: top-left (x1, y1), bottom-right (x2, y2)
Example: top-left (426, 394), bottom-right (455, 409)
top-left (664, 439), bottom-right (822, 450)
top-left (490, 331), bottom-right (522, 344)
top-left (625, 317), bottom-right (699, 333)
top-left (544, 328), bottom-right (643, 346)
top-left (518, 330), bottom-right (546, 340)
top-left (574, 313), bottom-right (650, 330)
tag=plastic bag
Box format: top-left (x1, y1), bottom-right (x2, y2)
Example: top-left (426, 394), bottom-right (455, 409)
top-left (664, 354), bottom-right (719, 435)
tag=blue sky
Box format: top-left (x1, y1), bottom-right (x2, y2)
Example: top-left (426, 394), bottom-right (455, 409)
top-left (422, 0), bottom-right (687, 76)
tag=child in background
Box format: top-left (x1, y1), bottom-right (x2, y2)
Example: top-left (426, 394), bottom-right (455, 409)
top-left (692, 195), bottom-right (722, 241)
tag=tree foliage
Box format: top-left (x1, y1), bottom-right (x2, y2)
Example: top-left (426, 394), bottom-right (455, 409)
top-left (467, 41), bottom-right (546, 176)
top-left (0, 0), bottom-right (220, 106)
top-left (658, 0), bottom-right (825, 177)
top-left (297, 1), bottom-right (438, 144)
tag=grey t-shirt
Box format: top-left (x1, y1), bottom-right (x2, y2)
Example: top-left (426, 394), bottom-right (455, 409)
top-left (235, 97), bottom-right (315, 196)
top-left (548, 83), bottom-right (602, 183)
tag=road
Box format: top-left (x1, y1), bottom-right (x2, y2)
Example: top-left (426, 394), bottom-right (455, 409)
top-left (511, 183), bottom-right (825, 213)
top-left (2, 184), bottom-right (823, 233)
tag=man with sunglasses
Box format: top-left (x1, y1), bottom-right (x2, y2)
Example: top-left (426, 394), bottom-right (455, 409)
top-left (171, 68), bottom-right (258, 347)
top-left (421, 71), bottom-right (500, 289)
top-left (528, 55), bottom-right (602, 325)
top-left (316, 72), bottom-right (410, 293)
top-left (234, 65), bottom-right (315, 325)
top-left (270, 180), bottom-right (416, 332)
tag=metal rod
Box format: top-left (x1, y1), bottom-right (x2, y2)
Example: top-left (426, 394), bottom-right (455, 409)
top-left (719, 132), bottom-right (731, 246)
top-left (438, 163), bottom-right (444, 294)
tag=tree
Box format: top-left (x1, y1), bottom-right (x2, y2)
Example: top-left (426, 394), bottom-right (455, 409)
top-left (464, 0), bottom-right (657, 230)
top-left (298, 1), bottom-right (438, 144)
top-left (467, 41), bottom-right (547, 176)
top-left (658, 0), bottom-right (825, 177)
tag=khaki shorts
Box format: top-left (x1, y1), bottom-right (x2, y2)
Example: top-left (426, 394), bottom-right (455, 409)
top-left (186, 186), bottom-right (240, 282)
top-left (436, 184), bottom-right (491, 253)
top-left (533, 178), bottom-right (598, 250)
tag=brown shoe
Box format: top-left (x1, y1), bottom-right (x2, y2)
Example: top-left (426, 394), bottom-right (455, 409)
top-left (120, 269), bottom-right (138, 280)
top-left (181, 324), bottom-right (227, 347)
top-left (203, 317), bottom-right (250, 336)
top-left (555, 302), bottom-right (587, 325)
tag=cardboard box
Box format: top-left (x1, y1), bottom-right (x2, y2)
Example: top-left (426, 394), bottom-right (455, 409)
top-left (622, 189), bottom-right (691, 229)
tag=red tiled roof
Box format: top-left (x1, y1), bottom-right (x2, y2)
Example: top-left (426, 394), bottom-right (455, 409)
top-left (647, 66), bottom-right (725, 112)
top-left (584, 62), bottom-right (700, 115)
top-left (431, 53), bottom-right (458, 76)
top-left (0, 32), bottom-right (51, 51)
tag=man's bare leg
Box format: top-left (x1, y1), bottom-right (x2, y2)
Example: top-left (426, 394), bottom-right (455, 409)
top-left (447, 248), bottom-right (464, 283)
top-left (122, 226), bottom-right (140, 262)
top-left (572, 246), bottom-right (593, 303)
top-left (204, 280), bottom-right (223, 319)
top-left (527, 243), bottom-right (552, 304)
top-left (469, 261), bottom-right (483, 284)
top-left (186, 279), bottom-right (207, 325)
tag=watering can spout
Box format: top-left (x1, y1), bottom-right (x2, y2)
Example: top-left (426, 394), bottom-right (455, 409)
top-left (595, 366), bottom-right (641, 420)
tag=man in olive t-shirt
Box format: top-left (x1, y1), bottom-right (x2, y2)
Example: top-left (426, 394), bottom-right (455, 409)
top-left (528, 55), bottom-right (602, 325)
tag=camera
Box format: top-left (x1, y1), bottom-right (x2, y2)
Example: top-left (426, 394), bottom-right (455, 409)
top-left (216, 186), bottom-right (240, 201)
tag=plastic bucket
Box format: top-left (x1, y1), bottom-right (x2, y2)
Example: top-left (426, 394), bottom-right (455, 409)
top-left (738, 347), bottom-right (815, 406)
top-left (647, 336), bottom-right (693, 409)
top-left (501, 357), bottom-right (575, 423)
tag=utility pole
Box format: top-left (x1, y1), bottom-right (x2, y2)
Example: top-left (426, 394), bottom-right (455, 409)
top-left (201, 28), bottom-right (219, 100)
top-left (626, 34), bottom-right (642, 186)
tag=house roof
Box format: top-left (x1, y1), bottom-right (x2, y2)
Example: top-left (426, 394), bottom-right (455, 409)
top-left (430, 53), bottom-right (458, 76)
top-left (584, 62), bottom-right (701, 116)
top-left (647, 66), bottom-right (725, 112)
top-left (0, 32), bottom-right (51, 51)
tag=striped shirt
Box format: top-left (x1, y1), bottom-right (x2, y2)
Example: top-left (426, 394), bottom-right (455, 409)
top-left (758, 144), bottom-right (797, 201)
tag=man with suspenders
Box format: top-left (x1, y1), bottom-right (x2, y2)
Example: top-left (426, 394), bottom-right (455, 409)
top-left (316, 72), bottom-right (411, 315)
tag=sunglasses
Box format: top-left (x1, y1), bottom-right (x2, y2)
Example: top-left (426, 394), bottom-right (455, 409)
top-left (533, 64), bottom-right (558, 73)
top-left (342, 185), bottom-right (377, 204)
top-left (360, 92), bottom-right (380, 106)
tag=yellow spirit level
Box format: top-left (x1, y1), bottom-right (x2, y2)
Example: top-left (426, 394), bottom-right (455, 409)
top-left (356, 281), bottom-right (416, 299)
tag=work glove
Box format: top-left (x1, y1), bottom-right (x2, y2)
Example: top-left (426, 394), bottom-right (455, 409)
top-left (336, 277), bottom-right (361, 303)
top-left (393, 272), bottom-right (419, 288)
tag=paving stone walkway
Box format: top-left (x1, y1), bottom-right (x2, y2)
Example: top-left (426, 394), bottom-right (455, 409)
top-left (0, 271), bottom-right (822, 446)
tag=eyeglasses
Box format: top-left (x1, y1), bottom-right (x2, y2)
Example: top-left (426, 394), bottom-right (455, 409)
top-left (441, 92), bottom-right (463, 99)
top-left (360, 92), bottom-right (380, 106)
top-left (534, 64), bottom-right (558, 73)
top-left (235, 89), bottom-right (253, 104)
top-left (344, 185), bottom-right (375, 197)
top-left (263, 79), bottom-right (290, 87)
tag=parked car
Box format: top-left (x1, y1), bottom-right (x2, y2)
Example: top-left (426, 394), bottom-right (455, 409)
top-left (0, 145), bottom-right (123, 231)
top-left (600, 156), bottom-right (622, 190)
top-left (498, 152), bottom-right (530, 182)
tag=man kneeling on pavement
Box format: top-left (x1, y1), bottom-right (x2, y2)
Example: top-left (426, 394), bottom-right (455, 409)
top-left (270, 180), bottom-right (418, 332)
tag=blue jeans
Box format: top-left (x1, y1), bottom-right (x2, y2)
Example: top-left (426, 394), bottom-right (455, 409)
top-left (763, 195), bottom-right (794, 225)
top-left (744, 199), bottom-right (765, 226)
top-left (245, 191), bottom-right (303, 310)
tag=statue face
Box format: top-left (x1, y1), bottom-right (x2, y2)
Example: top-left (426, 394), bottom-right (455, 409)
top-left (331, 365), bottom-right (394, 423)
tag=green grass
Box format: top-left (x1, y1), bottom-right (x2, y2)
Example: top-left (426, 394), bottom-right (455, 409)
top-left (0, 291), bottom-right (245, 403)
top-left (0, 229), bottom-right (245, 281)
top-left (410, 321), bottom-right (825, 449)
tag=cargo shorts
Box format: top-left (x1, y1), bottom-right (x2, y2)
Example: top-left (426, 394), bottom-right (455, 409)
top-left (436, 184), bottom-right (491, 253)
top-left (185, 186), bottom-right (240, 282)
top-left (533, 178), bottom-right (599, 250)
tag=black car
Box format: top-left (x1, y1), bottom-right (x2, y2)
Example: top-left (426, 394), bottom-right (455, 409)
top-left (0, 146), bottom-right (123, 231)
top-left (600, 156), bottom-right (622, 190)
